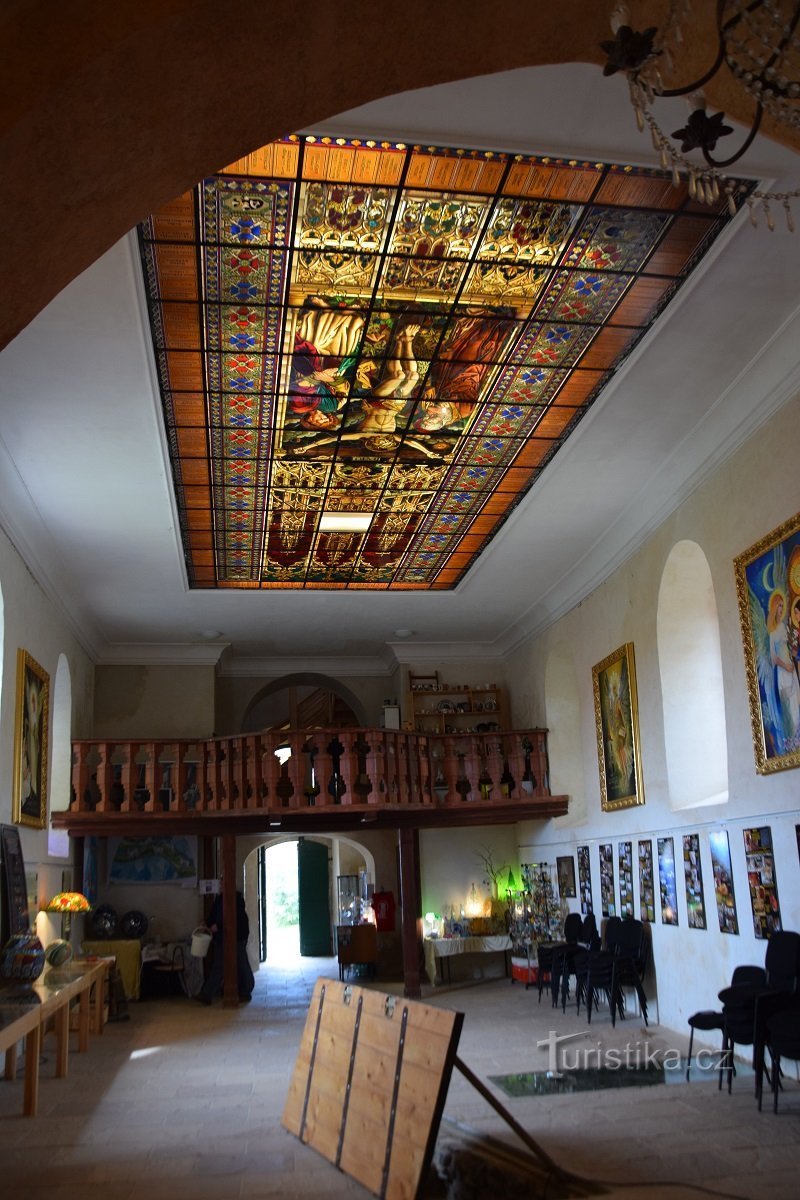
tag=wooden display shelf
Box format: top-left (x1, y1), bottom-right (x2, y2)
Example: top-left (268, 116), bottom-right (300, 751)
top-left (407, 676), bottom-right (507, 734)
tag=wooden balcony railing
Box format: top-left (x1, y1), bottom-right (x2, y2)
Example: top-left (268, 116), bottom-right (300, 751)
top-left (56, 728), bottom-right (566, 833)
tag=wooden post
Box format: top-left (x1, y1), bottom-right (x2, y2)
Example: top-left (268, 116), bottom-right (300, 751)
top-left (221, 835), bottom-right (238, 1008)
top-left (398, 827), bottom-right (422, 999)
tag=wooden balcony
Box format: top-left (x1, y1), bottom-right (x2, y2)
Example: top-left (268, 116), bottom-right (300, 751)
top-left (52, 728), bottom-right (567, 836)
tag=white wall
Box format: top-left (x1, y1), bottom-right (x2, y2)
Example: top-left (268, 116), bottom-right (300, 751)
top-left (503, 392), bottom-right (800, 1036)
top-left (0, 524), bottom-right (95, 943)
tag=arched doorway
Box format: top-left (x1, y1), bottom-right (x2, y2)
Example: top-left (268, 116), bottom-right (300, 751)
top-left (243, 834), bottom-right (376, 966)
top-left (242, 672), bottom-right (365, 732)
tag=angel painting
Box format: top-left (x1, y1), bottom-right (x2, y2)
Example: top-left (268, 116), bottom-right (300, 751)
top-left (736, 514), bottom-right (800, 772)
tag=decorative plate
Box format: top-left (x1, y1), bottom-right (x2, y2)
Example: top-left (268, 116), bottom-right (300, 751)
top-left (120, 910), bottom-right (148, 939)
top-left (89, 904), bottom-right (118, 939)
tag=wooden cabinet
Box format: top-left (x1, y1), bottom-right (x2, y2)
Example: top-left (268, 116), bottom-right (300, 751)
top-left (407, 675), bottom-right (507, 734)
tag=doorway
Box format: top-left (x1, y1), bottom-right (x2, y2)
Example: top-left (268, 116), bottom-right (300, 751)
top-left (251, 836), bottom-right (377, 963)
top-left (260, 841), bottom-right (300, 960)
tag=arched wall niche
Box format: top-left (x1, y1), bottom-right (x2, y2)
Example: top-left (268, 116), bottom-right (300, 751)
top-left (657, 539), bottom-right (729, 810)
top-left (544, 642), bottom-right (586, 826)
top-left (48, 653), bottom-right (73, 859)
top-left (241, 673), bottom-right (367, 731)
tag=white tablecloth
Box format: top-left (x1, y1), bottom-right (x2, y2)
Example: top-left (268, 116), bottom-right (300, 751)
top-left (424, 935), bottom-right (512, 985)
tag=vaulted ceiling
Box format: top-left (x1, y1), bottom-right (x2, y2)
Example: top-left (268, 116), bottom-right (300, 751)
top-left (0, 62), bottom-right (798, 668)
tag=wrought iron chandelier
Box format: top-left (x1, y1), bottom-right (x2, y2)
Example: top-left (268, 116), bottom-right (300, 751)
top-left (601, 1), bottom-right (800, 229)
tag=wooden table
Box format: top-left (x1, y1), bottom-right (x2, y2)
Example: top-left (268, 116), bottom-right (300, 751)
top-left (0, 959), bottom-right (111, 1116)
top-left (82, 939), bottom-right (141, 999)
top-left (0, 1000), bottom-right (42, 1116)
top-left (424, 934), bottom-right (512, 985)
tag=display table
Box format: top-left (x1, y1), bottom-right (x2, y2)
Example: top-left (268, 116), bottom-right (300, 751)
top-left (424, 935), bottom-right (512, 985)
top-left (0, 1000), bottom-right (41, 1115)
top-left (0, 959), bottom-right (110, 1116)
top-left (82, 939), bottom-right (141, 999)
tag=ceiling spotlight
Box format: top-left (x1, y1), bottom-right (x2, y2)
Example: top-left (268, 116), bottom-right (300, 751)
top-left (393, 629), bottom-right (415, 639)
top-left (319, 512), bottom-right (373, 533)
top-left (198, 630), bottom-right (223, 640)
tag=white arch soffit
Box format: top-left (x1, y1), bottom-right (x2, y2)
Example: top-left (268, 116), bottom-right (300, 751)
top-left (242, 672), bottom-right (368, 730)
top-left (244, 833), bottom-right (377, 883)
top-left (657, 540), bottom-right (729, 810)
top-left (48, 652), bottom-right (72, 858)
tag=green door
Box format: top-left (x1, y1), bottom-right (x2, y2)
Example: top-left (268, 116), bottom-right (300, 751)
top-left (298, 838), bottom-right (331, 956)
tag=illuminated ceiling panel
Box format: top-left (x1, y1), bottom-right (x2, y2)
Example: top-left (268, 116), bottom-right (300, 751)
top-left (139, 136), bottom-right (744, 589)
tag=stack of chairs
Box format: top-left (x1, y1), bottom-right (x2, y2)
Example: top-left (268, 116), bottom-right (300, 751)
top-left (717, 930), bottom-right (800, 1104)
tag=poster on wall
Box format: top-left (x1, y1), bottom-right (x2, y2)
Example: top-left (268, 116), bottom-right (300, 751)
top-left (709, 830), bottom-right (739, 935)
top-left (618, 841), bottom-right (634, 917)
top-left (682, 833), bottom-right (707, 929)
top-left (743, 826), bottom-right (782, 938)
top-left (556, 855), bottom-right (577, 899)
top-left (657, 836), bottom-right (679, 925)
top-left (600, 843), bottom-right (616, 917)
top-left (577, 845), bottom-right (593, 914)
top-left (108, 836), bottom-right (199, 886)
top-left (638, 839), bottom-right (656, 923)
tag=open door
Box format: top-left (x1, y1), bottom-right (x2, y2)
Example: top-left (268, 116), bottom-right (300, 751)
top-left (297, 838), bottom-right (331, 956)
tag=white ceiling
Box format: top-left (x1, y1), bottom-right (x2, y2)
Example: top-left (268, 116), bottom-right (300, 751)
top-left (0, 65), bottom-right (798, 675)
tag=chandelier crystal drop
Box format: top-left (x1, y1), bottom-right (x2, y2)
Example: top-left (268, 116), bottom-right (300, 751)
top-left (602, 1), bottom-right (800, 230)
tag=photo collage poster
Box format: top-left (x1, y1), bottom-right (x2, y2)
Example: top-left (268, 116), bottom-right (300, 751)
top-left (709, 830), bottom-right (739, 935)
top-left (657, 836), bottom-right (679, 925)
top-left (577, 845), bottom-right (593, 914)
top-left (600, 843), bottom-right (616, 917)
top-left (743, 826), bottom-right (782, 939)
top-left (682, 833), bottom-right (707, 929)
top-left (618, 841), bottom-right (634, 917)
top-left (638, 839), bottom-right (656, 923)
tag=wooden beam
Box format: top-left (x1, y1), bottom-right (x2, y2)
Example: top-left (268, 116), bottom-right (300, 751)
top-left (51, 796), bottom-right (569, 839)
top-left (221, 835), bottom-right (238, 1008)
top-left (398, 827), bottom-right (422, 999)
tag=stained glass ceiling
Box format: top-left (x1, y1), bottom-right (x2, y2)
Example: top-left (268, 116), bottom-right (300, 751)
top-left (139, 136), bottom-right (743, 590)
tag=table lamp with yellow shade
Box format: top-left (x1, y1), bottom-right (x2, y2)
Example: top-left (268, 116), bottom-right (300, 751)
top-left (42, 891), bottom-right (92, 942)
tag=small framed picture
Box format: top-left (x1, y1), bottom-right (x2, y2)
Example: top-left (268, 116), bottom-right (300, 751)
top-left (556, 855), bottom-right (576, 899)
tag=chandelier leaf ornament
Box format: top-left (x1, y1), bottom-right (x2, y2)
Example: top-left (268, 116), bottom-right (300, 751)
top-left (602, 1), bottom-right (800, 229)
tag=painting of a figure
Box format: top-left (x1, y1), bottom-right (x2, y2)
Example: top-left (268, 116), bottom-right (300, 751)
top-left (281, 295), bottom-right (516, 458)
top-left (734, 512), bottom-right (800, 773)
top-left (12, 650), bottom-right (50, 829)
top-left (592, 642), bottom-right (645, 811)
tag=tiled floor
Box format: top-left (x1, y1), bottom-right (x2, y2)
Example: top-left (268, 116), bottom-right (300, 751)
top-left (1, 956), bottom-right (798, 1199)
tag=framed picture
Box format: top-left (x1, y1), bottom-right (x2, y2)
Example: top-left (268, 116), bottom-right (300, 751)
top-left (734, 511), bottom-right (800, 774)
top-left (657, 836), bottom-right (679, 925)
top-left (638, 839), bottom-right (655, 923)
top-left (743, 826), bottom-right (782, 939)
top-left (682, 833), bottom-right (707, 930)
top-left (709, 831), bottom-right (739, 935)
top-left (618, 841), bottom-right (634, 918)
top-left (556, 855), bottom-right (576, 899)
top-left (577, 845), bottom-right (593, 915)
top-left (600, 843), bottom-right (616, 917)
top-left (592, 642), bottom-right (645, 811)
top-left (12, 649), bottom-right (50, 829)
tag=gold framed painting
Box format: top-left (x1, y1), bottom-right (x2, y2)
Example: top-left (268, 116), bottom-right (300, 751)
top-left (592, 641), bottom-right (645, 811)
top-left (734, 511), bottom-right (800, 774)
top-left (12, 649), bottom-right (50, 829)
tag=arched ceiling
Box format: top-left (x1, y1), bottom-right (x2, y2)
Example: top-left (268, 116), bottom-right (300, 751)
top-left (1, 0), bottom-right (798, 351)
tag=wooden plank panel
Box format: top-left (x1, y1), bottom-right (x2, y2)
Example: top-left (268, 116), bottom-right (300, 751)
top-left (283, 978), bottom-right (462, 1200)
